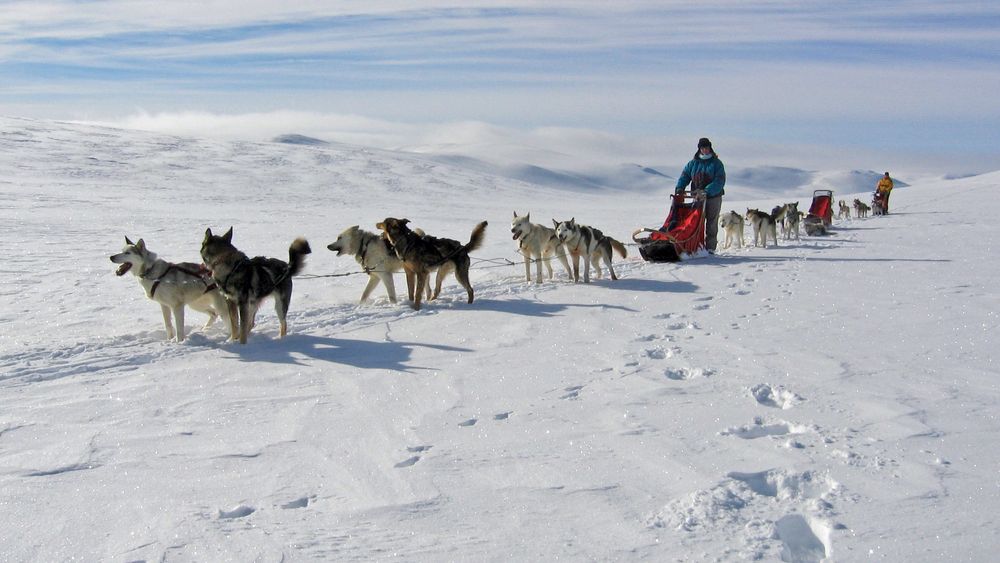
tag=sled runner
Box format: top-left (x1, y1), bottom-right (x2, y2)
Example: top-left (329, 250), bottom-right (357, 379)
top-left (803, 189), bottom-right (834, 236)
top-left (632, 191), bottom-right (706, 262)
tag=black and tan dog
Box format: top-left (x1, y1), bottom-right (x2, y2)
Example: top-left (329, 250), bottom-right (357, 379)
top-left (375, 218), bottom-right (487, 310)
top-left (200, 227), bottom-right (311, 344)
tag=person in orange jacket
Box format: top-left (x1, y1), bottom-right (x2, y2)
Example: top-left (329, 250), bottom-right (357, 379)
top-left (876, 172), bottom-right (894, 213)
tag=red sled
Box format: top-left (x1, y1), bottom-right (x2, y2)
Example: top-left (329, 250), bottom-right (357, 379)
top-left (803, 189), bottom-right (834, 236)
top-left (807, 189), bottom-right (834, 226)
top-left (632, 191), bottom-right (706, 262)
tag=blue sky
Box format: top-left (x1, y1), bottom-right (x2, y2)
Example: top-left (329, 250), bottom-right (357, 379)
top-left (2, 1), bottom-right (999, 173)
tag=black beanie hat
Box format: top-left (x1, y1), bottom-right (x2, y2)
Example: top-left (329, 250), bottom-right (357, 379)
top-left (698, 137), bottom-right (713, 149)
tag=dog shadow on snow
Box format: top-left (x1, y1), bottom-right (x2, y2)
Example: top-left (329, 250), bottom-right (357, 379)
top-left (223, 333), bottom-right (472, 372)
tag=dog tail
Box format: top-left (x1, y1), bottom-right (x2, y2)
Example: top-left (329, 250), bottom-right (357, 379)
top-left (608, 237), bottom-right (628, 259)
top-left (288, 237), bottom-right (312, 277)
top-left (464, 221), bottom-right (488, 252)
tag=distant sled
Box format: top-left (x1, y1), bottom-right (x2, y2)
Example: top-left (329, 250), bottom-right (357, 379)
top-left (803, 189), bottom-right (833, 236)
top-left (632, 191), bottom-right (706, 262)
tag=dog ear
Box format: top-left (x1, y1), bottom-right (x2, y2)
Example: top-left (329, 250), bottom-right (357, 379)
top-left (204, 227), bottom-right (213, 239)
top-left (513, 210), bottom-right (518, 218)
top-left (401, 218), bottom-right (410, 225)
top-left (125, 235), bottom-right (134, 245)
top-left (136, 239), bottom-right (145, 251)
top-left (552, 219), bottom-right (559, 228)
top-left (525, 212), bottom-right (529, 221)
top-left (222, 227), bottom-right (233, 243)
top-left (570, 218), bottom-right (576, 226)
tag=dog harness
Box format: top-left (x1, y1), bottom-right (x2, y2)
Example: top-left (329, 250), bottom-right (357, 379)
top-left (142, 263), bottom-right (217, 298)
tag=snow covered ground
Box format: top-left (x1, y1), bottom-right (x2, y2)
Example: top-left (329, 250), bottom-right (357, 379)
top-left (1, 116), bottom-right (997, 561)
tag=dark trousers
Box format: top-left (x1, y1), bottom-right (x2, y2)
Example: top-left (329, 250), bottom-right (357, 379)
top-left (704, 196), bottom-right (723, 251)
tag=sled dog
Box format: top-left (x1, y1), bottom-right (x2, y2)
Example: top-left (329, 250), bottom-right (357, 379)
top-left (376, 217), bottom-right (487, 310)
top-left (511, 211), bottom-right (572, 283)
top-left (782, 202), bottom-right (801, 240)
top-left (803, 215), bottom-right (827, 236)
top-left (871, 193), bottom-right (886, 216)
top-left (200, 227), bottom-right (311, 344)
top-left (110, 237), bottom-right (237, 342)
top-left (327, 225), bottom-right (427, 304)
top-left (745, 208), bottom-right (778, 248)
top-left (552, 218), bottom-right (627, 283)
top-left (770, 203), bottom-right (789, 228)
top-left (853, 199), bottom-right (870, 218)
top-left (719, 210), bottom-right (745, 249)
top-left (838, 200), bottom-right (852, 220)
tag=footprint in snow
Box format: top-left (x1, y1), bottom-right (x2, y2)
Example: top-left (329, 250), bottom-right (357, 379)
top-left (494, 411), bottom-right (512, 421)
top-left (665, 367), bottom-right (712, 380)
top-left (281, 497), bottom-right (310, 509)
top-left (750, 383), bottom-right (803, 409)
top-left (395, 456), bottom-right (421, 468)
top-left (458, 418), bottom-right (478, 427)
top-left (218, 505), bottom-right (255, 519)
top-left (560, 386), bottom-right (583, 400)
top-left (720, 417), bottom-right (813, 440)
top-left (645, 347), bottom-right (673, 360)
top-left (775, 514), bottom-right (830, 563)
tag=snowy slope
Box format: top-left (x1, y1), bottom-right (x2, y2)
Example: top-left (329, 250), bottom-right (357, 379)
top-left (1, 117), bottom-right (997, 562)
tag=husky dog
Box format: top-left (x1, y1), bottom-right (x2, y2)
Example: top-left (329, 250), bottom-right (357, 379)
top-left (552, 218), bottom-right (627, 283)
top-left (376, 217), bottom-right (487, 311)
top-left (770, 203), bottom-right (789, 229)
top-left (853, 199), bottom-right (870, 218)
top-left (838, 200), bottom-right (852, 220)
top-left (803, 215), bottom-right (828, 236)
top-left (719, 210), bottom-right (745, 249)
top-left (328, 225), bottom-right (432, 304)
top-left (200, 227), bottom-right (311, 344)
top-left (782, 202), bottom-right (801, 240)
top-left (872, 193), bottom-right (886, 216)
top-left (110, 237), bottom-right (237, 342)
top-left (511, 211), bottom-right (572, 283)
top-left (745, 208), bottom-right (778, 248)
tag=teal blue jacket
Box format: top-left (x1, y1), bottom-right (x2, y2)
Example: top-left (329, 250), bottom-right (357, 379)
top-left (675, 155), bottom-right (726, 198)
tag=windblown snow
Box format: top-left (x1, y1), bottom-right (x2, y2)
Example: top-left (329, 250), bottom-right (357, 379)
top-left (1, 116), bottom-right (997, 561)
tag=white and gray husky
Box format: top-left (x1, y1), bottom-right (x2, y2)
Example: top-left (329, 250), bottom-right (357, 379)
top-left (511, 211), bottom-right (572, 283)
top-left (782, 201), bottom-right (801, 240)
top-left (327, 225), bottom-right (430, 304)
top-left (552, 218), bottom-right (627, 283)
top-left (745, 208), bottom-right (778, 248)
top-left (719, 210), bottom-right (745, 249)
top-left (200, 227), bottom-right (311, 344)
top-left (110, 237), bottom-right (237, 342)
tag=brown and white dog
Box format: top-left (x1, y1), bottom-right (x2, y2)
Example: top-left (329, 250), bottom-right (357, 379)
top-left (376, 218), bottom-right (487, 310)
